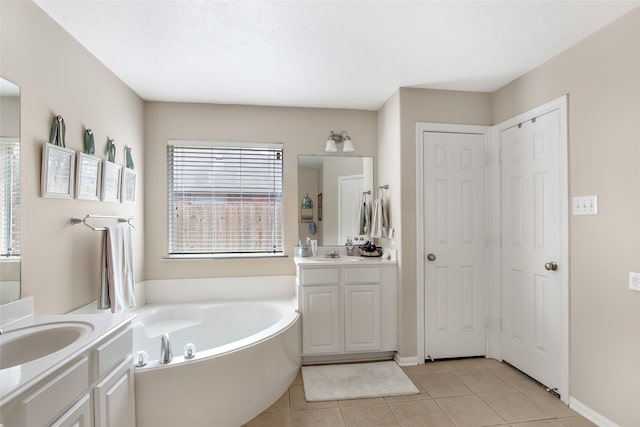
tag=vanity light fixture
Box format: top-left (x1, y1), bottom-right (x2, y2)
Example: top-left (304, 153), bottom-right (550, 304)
top-left (325, 130), bottom-right (355, 152)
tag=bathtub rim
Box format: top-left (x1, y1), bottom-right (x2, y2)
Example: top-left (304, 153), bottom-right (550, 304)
top-left (132, 298), bottom-right (299, 371)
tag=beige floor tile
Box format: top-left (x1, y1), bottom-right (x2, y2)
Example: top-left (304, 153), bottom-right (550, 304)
top-left (453, 370), bottom-right (514, 394)
top-left (477, 358), bottom-right (507, 369)
top-left (479, 391), bottom-right (553, 423)
top-left (517, 386), bottom-right (577, 418)
top-left (265, 389), bottom-right (290, 412)
top-left (414, 372), bottom-right (473, 398)
top-left (384, 374), bottom-right (432, 402)
top-left (292, 370), bottom-right (303, 385)
top-left (291, 408), bottom-right (345, 427)
top-left (290, 384), bottom-right (339, 411)
top-left (243, 410), bottom-right (291, 427)
top-left (404, 362), bottom-right (451, 376)
top-left (556, 416), bottom-right (597, 427)
top-left (440, 359), bottom-right (487, 373)
top-left (490, 366), bottom-right (540, 390)
top-left (340, 404), bottom-right (400, 427)
top-left (435, 395), bottom-right (505, 427)
top-left (338, 397), bottom-right (387, 407)
top-left (388, 399), bottom-right (455, 427)
top-left (510, 420), bottom-right (565, 427)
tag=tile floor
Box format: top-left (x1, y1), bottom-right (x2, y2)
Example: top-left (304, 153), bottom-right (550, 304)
top-left (243, 358), bottom-right (596, 427)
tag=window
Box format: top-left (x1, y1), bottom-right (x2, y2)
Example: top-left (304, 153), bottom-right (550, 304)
top-left (168, 141), bottom-right (284, 257)
top-left (0, 138), bottom-right (20, 257)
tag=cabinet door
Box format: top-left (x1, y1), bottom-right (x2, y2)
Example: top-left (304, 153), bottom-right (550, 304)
top-left (345, 285), bottom-right (381, 352)
top-left (302, 285), bottom-right (340, 354)
top-left (51, 394), bottom-right (92, 427)
top-left (94, 355), bottom-right (135, 427)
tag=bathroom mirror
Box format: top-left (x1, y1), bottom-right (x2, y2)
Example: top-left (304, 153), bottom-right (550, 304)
top-left (0, 77), bottom-right (21, 304)
top-left (298, 156), bottom-right (373, 245)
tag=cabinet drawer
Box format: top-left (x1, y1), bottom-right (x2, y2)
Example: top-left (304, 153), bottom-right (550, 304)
top-left (96, 326), bottom-right (132, 377)
top-left (22, 357), bottom-right (89, 426)
top-left (345, 267), bottom-right (381, 284)
top-left (301, 268), bottom-right (339, 285)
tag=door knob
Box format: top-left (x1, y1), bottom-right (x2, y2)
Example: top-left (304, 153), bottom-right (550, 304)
top-left (427, 253), bottom-right (436, 262)
top-left (544, 262), bottom-right (558, 271)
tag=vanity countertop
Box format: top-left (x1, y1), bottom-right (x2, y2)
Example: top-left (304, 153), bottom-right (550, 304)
top-left (294, 255), bottom-right (397, 266)
top-left (0, 299), bottom-right (135, 405)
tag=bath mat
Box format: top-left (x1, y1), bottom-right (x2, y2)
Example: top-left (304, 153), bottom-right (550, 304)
top-left (301, 361), bottom-right (419, 401)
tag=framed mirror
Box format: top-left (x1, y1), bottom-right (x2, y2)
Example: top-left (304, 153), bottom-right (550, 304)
top-left (298, 156), bottom-right (373, 245)
top-left (0, 77), bottom-right (21, 304)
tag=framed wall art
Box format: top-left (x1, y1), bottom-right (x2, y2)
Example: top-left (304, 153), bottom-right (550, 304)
top-left (121, 168), bottom-right (136, 204)
top-left (41, 143), bottom-right (75, 199)
top-left (75, 152), bottom-right (102, 200)
top-left (101, 160), bottom-right (122, 202)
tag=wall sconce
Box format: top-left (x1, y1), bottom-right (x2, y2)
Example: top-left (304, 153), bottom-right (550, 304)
top-left (325, 130), bottom-right (355, 152)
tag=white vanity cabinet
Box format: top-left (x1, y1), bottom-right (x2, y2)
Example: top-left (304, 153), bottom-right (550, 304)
top-left (0, 321), bottom-right (135, 427)
top-left (297, 261), bottom-right (397, 363)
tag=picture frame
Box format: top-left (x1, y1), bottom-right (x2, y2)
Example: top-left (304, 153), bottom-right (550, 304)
top-left (75, 152), bottom-right (102, 200)
top-left (121, 168), bottom-right (136, 204)
top-left (101, 160), bottom-right (122, 202)
top-left (41, 143), bottom-right (75, 199)
top-left (318, 193), bottom-right (323, 221)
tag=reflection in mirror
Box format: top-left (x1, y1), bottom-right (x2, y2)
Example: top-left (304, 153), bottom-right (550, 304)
top-left (298, 156), bottom-right (373, 245)
top-left (0, 77), bottom-right (21, 304)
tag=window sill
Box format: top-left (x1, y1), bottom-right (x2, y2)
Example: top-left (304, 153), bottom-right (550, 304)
top-left (164, 253), bottom-right (288, 260)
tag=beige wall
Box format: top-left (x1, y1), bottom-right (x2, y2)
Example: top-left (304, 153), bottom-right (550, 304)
top-left (143, 102), bottom-right (376, 279)
top-left (383, 88), bottom-right (493, 357)
top-left (493, 8), bottom-right (640, 426)
top-left (0, 1), bottom-right (145, 314)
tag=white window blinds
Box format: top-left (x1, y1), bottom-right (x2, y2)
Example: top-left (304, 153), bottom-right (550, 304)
top-left (168, 141), bottom-right (284, 256)
top-left (0, 138), bottom-right (20, 257)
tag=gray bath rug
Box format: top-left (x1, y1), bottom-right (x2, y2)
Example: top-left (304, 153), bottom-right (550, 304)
top-left (301, 361), bottom-right (419, 401)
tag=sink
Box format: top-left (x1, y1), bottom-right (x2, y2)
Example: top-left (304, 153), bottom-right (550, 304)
top-left (0, 321), bottom-right (94, 370)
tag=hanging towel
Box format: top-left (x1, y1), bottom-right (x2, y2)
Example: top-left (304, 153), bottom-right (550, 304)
top-left (370, 196), bottom-right (389, 238)
top-left (358, 196), bottom-right (371, 235)
top-left (98, 225), bottom-right (136, 313)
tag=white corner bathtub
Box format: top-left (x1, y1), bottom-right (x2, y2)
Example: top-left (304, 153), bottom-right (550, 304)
top-left (132, 277), bottom-right (301, 427)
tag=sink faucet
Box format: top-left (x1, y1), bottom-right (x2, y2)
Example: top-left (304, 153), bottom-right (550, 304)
top-left (159, 333), bottom-right (173, 364)
top-left (325, 250), bottom-right (340, 258)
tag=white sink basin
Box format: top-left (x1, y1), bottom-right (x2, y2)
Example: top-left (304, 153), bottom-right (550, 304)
top-left (0, 321), bottom-right (94, 370)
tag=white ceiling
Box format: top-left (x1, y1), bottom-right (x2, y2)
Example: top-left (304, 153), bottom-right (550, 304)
top-left (34, 1), bottom-right (639, 111)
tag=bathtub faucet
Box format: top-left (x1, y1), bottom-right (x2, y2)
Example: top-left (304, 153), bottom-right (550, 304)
top-left (159, 333), bottom-right (173, 364)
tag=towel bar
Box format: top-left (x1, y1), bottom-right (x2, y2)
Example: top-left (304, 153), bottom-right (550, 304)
top-left (70, 214), bottom-right (135, 231)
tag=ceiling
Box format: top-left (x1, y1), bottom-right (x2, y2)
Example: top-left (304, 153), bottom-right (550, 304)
top-left (34, 1), bottom-right (639, 111)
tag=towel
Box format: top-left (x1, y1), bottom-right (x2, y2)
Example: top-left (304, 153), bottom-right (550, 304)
top-left (358, 198), bottom-right (371, 235)
top-left (98, 225), bottom-right (135, 313)
top-left (370, 197), bottom-right (389, 238)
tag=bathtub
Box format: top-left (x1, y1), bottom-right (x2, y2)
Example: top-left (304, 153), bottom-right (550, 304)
top-left (132, 276), bottom-right (301, 427)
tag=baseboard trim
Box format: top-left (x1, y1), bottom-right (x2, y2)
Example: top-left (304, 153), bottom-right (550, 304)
top-left (394, 354), bottom-right (418, 366)
top-left (569, 397), bottom-right (620, 427)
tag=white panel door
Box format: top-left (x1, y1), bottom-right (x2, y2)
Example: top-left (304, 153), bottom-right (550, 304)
top-left (344, 284), bottom-right (381, 352)
top-left (501, 110), bottom-right (562, 391)
top-left (424, 131), bottom-right (486, 359)
top-left (339, 175), bottom-right (364, 244)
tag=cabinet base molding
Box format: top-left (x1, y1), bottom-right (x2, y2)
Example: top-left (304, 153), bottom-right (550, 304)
top-left (394, 354), bottom-right (419, 367)
top-left (302, 351), bottom-right (395, 366)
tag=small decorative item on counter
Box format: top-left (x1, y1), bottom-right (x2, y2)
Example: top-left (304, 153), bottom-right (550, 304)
top-left (359, 241), bottom-right (383, 257)
top-left (296, 238), bottom-right (312, 257)
top-left (346, 236), bottom-right (356, 256)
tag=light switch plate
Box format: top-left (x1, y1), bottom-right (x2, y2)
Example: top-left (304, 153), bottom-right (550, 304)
top-left (630, 272), bottom-right (640, 292)
top-left (572, 195), bottom-right (598, 215)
